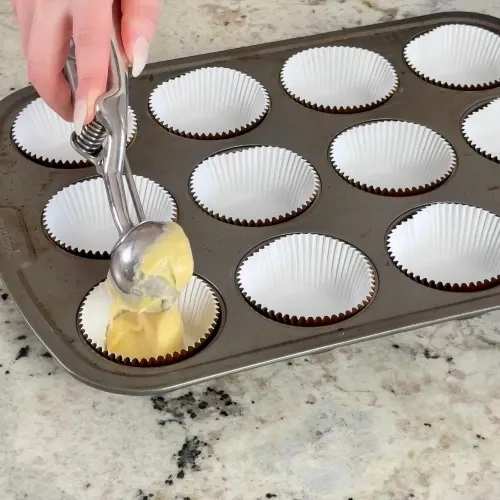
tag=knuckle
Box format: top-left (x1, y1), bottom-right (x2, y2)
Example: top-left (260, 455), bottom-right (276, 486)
top-left (74, 26), bottom-right (101, 49)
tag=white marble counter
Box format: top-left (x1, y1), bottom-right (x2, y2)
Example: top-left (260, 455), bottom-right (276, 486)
top-left (1, 1), bottom-right (500, 499)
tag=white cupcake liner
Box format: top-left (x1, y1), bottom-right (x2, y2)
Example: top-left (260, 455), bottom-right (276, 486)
top-left (280, 46), bottom-right (398, 112)
top-left (149, 67), bottom-right (270, 139)
top-left (42, 175), bottom-right (177, 258)
top-left (189, 146), bottom-right (320, 225)
top-left (329, 120), bottom-right (456, 195)
top-left (236, 233), bottom-right (376, 326)
top-left (387, 203), bottom-right (500, 291)
top-left (404, 24), bottom-right (500, 89)
top-left (77, 276), bottom-right (221, 366)
top-left (462, 98), bottom-right (500, 161)
top-left (12, 97), bottom-right (137, 166)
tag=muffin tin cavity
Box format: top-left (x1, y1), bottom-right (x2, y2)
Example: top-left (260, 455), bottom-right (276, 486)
top-left (387, 203), bottom-right (500, 292)
top-left (236, 234), bottom-right (377, 326)
top-left (329, 120), bottom-right (456, 195)
top-left (189, 146), bottom-right (320, 225)
top-left (43, 175), bottom-right (177, 258)
top-left (148, 67), bottom-right (270, 139)
top-left (462, 98), bottom-right (500, 162)
top-left (404, 24), bottom-right (500, 89)
top-left (280, 46), bottom-right (398, 112)
top-left (77, 276), bottom-right (221, 367)
top-left (12, 98), bottom-right (137, 167)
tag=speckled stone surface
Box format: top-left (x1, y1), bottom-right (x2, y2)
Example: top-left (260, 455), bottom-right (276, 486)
top-left (1, 1), bottom-right (500, 499)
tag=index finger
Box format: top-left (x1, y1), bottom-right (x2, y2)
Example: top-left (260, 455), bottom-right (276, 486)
top-left (72, 0), bottom-right (114, 129)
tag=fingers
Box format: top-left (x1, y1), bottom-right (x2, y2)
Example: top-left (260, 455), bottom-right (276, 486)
top-left (121, 0), bottom-right (160, 77)
top-left (25, 1), bottom-right (73, 121)
top-left (72, 0), bottom-right (114, 132)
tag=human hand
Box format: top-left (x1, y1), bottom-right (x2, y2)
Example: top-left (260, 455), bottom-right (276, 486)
top-left (11, 0), bottom-right (159, 132)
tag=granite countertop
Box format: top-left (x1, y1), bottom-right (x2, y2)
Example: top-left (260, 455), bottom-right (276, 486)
top-left (1, 1), bottom-right (500, 499)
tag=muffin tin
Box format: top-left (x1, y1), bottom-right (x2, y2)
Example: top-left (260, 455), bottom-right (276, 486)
top-left (0, 12), bottom-right (499, 395)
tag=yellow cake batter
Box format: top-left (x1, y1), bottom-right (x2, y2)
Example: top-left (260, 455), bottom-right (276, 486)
top-left (105, 221), bottom-right (194, 360)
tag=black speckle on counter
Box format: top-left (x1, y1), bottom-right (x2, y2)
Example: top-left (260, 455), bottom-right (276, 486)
top-left (447, 357), bottom-right (453, 363)
top-left (266, 495), bottom-right (277, 498)
top-left (84, 483), bottom-right (91, 489)
top-left (16, 335), bottom-right (27, 340)
top-left (424, 348), bottom-right (440, 360)
top-left (157, 419), bottom-right (166, 426)
top-left (5, 370), bottom-right (9, 375)
top-left (1, 293), bottom-right (9, 301)
top-left (164, 476), bottom-right (173, 486)
top-left (476, 434), bottom-right (486, 440)
top-left (150, 386), bottom-right (240, 424)
top-left (392, 344), bottom-right (400, 349)
top-left (41, 352), bottom-right (52, 358)
top-left (15, 345), bottom-right (30, 361)
top-left (424, 423), bottom-right (432, 427)
top-left (287, 361), bottom-right (293, 365)
top-left (176, 437), bottom-right (207, 475)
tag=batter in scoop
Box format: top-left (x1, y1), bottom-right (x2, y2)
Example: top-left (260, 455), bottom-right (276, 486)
top-left (105, 221), bottom-right (194, 360)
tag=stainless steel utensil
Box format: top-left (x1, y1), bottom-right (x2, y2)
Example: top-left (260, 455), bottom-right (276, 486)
top-left (64, 33), bottom-right (173, 300)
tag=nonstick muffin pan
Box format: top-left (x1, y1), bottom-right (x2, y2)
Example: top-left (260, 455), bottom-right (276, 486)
top-left (0, 12), bottom-right (499, 395)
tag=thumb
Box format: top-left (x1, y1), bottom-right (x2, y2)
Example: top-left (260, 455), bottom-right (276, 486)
top-left (120, 0), bottom-right (159, 77)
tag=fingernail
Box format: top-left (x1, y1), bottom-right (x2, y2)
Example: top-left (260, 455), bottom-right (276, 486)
top-left (73, 99), bottom-right (87, 135)
top-left (132, 37), bottom-right (149, 77)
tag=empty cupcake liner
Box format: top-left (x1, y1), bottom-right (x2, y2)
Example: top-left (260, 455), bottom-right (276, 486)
top-left (404, 24), bottom-right (500, 89)
top-left (149, 67), bottom-right (270, 139)
top-left (77, 275), bottom-right (221, 366)
top-left (12, 97), bottom-right (137, 167)
top-left (236, 233), bottom-right (376, 326)
top-left (462, 98), bottom-right (500, 161)
top-left (43, 175), bottom-right (177, 258)
top-left (329, 120), bottom-right (456, 195)
top-left (387, 203), bottom-right (500, 291)
top-left (280, 46), bottom-right (398, 112)
top-left (189, 146), bottom-right (320, 226)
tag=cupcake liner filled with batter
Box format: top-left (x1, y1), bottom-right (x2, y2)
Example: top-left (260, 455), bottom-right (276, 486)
top-left (280, 46), bottom-right (398, 112)
top-left (78, 276), bottom-right (221, 366)
top-left (189, 146), bottom-right (320, 225)
top-left (329, 120), bottom-right (456, 195)
top-left (387, 203), bottom-right (500, 291)
top-left (236, 233), bottom-right (376, 326)
top-left (43, 175), bottom-right (177, 258)
top-left (12, 98), bottom-right (137, 167)
top-left (149, 67), bottom-right (270, 139)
